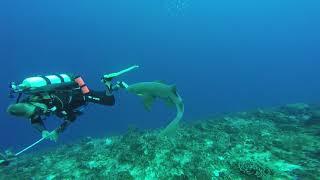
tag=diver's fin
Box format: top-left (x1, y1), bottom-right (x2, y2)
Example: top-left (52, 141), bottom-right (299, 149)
top-left (0, 159), bottom-right (10, 166)
top-left (0, 152), bottom-right (12, 166)
top-left (142, 95), bottom-right (155, 111)
top-left (0, 153), bottom-right (7, 161)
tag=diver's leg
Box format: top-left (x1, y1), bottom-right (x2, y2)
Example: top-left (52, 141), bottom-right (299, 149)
top-left (30, 115), bottom-right (46, 132)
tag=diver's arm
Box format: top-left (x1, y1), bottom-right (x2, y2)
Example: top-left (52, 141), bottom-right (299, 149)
top-left (55, 110), bottom-right (77, 134)
top-left (30, 116), bottom-right (47, 132)
top-left (56, 120), bottom-right (72, 134)
top-left (85, 90), bottom-right (115, 106)
top-left (84, 81), bottom-right (128, 106)
top-left (40, 114), bottom-right (73, 142)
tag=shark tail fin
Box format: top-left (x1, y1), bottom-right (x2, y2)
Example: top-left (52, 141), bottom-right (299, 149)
top-left (160, 115), bottom-right (181, 137)
top-left (160, 103), bottom-right (184, 137)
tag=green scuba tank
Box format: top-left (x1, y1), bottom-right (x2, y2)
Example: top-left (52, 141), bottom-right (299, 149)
top-left (17, 74), bottom-right (73, 91)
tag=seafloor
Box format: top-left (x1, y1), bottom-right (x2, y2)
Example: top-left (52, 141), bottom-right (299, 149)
top-left (1, 103), bottom-right (320, 179)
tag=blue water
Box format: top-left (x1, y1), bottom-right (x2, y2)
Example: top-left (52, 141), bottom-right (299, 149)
top-left (1, 0), bottom-right (319, 152)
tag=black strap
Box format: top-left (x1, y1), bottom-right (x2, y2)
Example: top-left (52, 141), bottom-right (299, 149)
top-left (16, 93), bottom-right (22, 103)
top-left (55, 74), bottom-right (65, 83)
top-left (40, 76), bottom-right (51, 85)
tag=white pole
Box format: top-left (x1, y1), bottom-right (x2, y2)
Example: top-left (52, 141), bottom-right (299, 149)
top-left (15, 137), bottom-right (46, 156)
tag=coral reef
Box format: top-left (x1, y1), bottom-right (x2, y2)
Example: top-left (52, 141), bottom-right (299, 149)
top-left (1, 103), bottom-right (319, 179)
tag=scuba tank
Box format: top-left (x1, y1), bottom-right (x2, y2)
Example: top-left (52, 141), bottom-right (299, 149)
top-left (21, 74), bottom-right (72, 89)
top-left (9, 74), bottom-right (85, 103)
top-left (10, 74), bottom-right (77, 95)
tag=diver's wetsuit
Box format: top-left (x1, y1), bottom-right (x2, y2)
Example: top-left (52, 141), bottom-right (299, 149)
top-left (30, 88), bottom-right (115, 134)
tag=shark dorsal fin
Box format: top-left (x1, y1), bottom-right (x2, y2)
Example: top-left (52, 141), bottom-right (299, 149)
top-left (155, 80), bottom-right (166, 84)
top-left (171, 85), bottom-right (178, 96)
top-left (171, 85), bottom-right (176, 91)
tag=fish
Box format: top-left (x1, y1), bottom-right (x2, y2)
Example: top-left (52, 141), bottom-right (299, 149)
top-left (126, 81), bottom-right (184, 136)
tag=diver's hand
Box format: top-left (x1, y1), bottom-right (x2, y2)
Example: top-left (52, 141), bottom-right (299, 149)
top-left (42, 130), bottom-right (59, 142)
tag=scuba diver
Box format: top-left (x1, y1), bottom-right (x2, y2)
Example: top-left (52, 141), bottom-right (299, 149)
top-left (6, 66), bottom-right (138, 142)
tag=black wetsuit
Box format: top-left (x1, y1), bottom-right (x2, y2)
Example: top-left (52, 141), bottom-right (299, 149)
top-left (30, 88), bottom-right (115, 134)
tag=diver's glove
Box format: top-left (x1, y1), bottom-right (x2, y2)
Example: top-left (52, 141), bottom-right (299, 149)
top-left (42, 130), bottom-right (59, 142)
top-left (101, 65), bottom-right (138, 91)
top-left (103, 81), bottom-right (129, 95)
top-left (113, 81), bottom-right (129, 90)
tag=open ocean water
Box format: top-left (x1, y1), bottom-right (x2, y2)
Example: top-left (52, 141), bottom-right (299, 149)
top-left (0, 0), bottom-right (319, 179)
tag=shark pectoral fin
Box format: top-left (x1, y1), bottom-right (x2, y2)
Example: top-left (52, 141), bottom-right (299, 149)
top-left (142, 95), bottom-right (155, 111)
